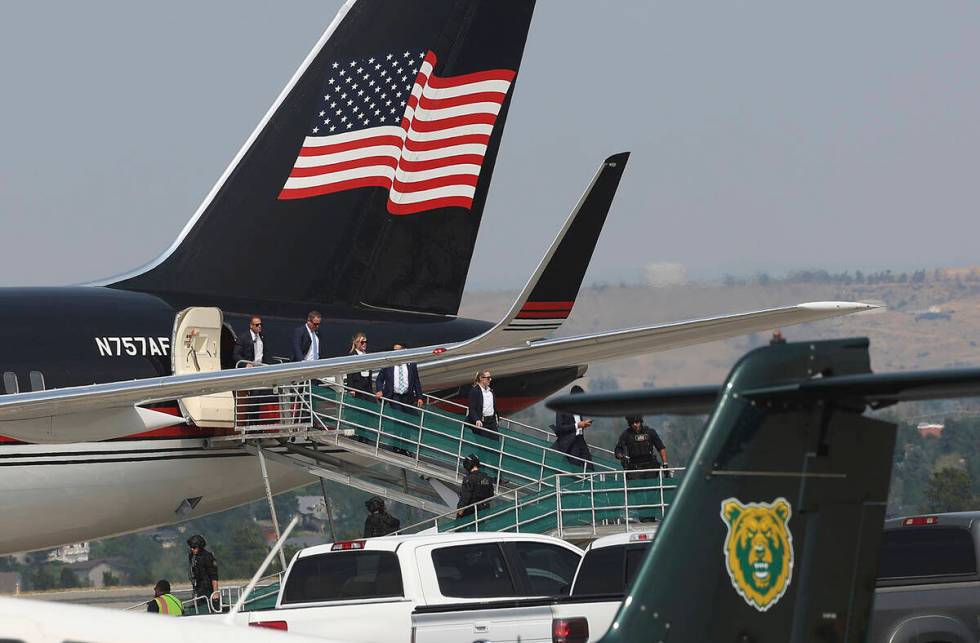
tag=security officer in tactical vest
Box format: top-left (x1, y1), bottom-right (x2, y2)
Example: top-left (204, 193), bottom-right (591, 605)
top-left (363, 496), bottom-right (401, 537)
top-left (456, 454), bottom-right (495, 518)
top-left (187, 534), bottom-right (219, 613)
top-left (147, 579), bottom-right (183, 616)
top-left (615, 416), bottom-right (669, 480)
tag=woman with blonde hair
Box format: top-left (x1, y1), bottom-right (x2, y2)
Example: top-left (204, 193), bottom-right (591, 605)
top-left (345, 331), bottom-right (372, 397)
top-left (466, 369), bottom-right (498, 440)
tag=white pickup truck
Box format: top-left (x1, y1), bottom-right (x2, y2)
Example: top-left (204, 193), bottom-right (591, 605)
top-left (410, 529), bottom-right (658, 643)
top-left (222, 532), bottom-right (583, 641)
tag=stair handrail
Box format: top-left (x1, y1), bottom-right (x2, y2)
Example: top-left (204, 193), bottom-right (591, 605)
top-left (308, 382), bottom-right (620, 488)
top-left (422, 391), bottom-right (618, 461)
top-left (309, 391), bottom-right (587, 491)
top-left (393, 466), bottom-right (685, 537)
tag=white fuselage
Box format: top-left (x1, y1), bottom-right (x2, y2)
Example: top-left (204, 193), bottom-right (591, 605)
top-left (0, 434), bottom-right (313, 554)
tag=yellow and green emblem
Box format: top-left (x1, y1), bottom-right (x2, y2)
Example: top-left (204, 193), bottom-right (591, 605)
top-left (720, 497), bottom-right (794, 611)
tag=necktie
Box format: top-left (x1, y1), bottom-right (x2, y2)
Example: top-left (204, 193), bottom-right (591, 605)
top-left (396, 365), bottom-right (406, 393)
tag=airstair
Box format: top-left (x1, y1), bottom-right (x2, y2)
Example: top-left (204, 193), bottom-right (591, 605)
top-left (213, 380), bottom-right (683, 537)
top-left (194, 384), bottom-right (685, 615)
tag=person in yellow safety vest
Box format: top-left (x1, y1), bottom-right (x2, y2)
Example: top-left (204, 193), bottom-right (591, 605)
top-left (147, 579), bottom-right (184, 616)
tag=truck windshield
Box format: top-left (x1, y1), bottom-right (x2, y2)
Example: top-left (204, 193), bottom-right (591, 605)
top-left (281, 551), bottom-right (403, 604)
top-left (878, 527), bottom-right (977, 579)
top-left (572, 544), bottom-right (652, 596)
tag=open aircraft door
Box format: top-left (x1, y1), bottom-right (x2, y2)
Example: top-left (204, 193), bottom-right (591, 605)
top-left (172, 307), bottom-right (234, 428)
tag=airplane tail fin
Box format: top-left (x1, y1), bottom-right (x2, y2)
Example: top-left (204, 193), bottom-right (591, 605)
top-left (598, 338), bottom-right (896, 643)
top-left (104, 0), bottom-right (537, 316)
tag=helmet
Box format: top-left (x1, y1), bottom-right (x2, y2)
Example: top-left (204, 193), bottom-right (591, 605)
top-left (625, 416), bottom-right (643, 426)
top-left (365, 496), bottom-right (385, 513)
top-left (187, 534), bottom-right (206, 549)
top-left (461, 454), bottom-right (480, 471)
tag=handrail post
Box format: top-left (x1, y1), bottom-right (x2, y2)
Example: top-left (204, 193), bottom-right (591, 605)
top-left (555, 474), bottom-right (564, 538)
top-left (337, 386), bottom-right (346, 433)
top-left (659, 467), bottom-right (667, 519)
top-left (416, 404), bottom-right (425, 463)
top-left (376, 397), bottom-right (384, 455)
top-left (456, 420), bottom-right (465, 478)
top-left (495, 434), bottom-right (504, 490)
top-left (539, 446), bottom-right (546, 489)
top-left (514, 492), bottom-right (520, 534)
top-left (589, 471), bottom-right (597, 537)
top-left (623, 469), bottom-right (630, 530)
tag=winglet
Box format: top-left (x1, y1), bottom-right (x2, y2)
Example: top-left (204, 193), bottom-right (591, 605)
top-left (457, 152), bottom-right (629, 354)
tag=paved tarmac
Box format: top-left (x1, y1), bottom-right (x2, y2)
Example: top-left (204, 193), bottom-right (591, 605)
top-left (7, 580), bottom-right (254, 611)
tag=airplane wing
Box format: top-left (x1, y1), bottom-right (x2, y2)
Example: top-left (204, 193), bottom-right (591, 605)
top-left (417, 301), bottom-right (878, 390)
top-left (0, 299), bottom-right (875, 443)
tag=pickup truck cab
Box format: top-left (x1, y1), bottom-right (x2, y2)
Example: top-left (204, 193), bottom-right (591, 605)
top-left (411, 529), bottom-right (658, 643)
top-left (869, 511), bottom-right (980, 643)
top-left (237, 532), bottom-right (583, 641)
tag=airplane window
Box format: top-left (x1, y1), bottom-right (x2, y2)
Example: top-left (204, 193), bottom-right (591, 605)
top-left (29, 371), bottom-right (45, 392)
top-left (2, 372), bottom-right (18, 395)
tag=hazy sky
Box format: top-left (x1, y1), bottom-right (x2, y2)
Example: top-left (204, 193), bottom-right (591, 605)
top-left (1, 1), bottom-right (979, 290)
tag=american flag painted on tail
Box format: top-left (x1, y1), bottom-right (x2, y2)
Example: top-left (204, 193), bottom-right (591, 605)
top-left (504, 301), bottom-right (575, 332)
top-left (278, 50), bottom-right (515, 214)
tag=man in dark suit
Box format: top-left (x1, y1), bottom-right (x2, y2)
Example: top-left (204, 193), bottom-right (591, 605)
top-left (552, 385), bottom-right (593, 470)
top-left (291, 310), bottom-right (322, 362)
top-left (374, 343), bottom-right (424, 413)
top-left (233, 315), bottom-right (269, 425)
top-left (233, 316), bottom-right (266, 366)
top-left (467, 370), bottom-right (499, 441)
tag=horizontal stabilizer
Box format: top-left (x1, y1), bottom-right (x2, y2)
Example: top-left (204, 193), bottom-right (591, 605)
top-left (548, 385), bottom-right (720, 416)
top-left (742, 364), bottom-right (980, 406)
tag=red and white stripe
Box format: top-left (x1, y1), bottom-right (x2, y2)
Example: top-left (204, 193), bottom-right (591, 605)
top-left (504, 301), bottom-right (575, 332)
top-left (279, 51), bottom-right (514, 214)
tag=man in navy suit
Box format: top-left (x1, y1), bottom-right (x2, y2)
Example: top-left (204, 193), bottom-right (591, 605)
top-left (291, 310), bottom-right (322, 362)
top-left (374, 343), bottom-right (424, 413)
top-left (552, 385), bottom-right (593, 470)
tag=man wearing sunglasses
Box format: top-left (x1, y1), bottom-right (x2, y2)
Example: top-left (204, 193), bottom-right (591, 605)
top-left (233, 315), bottom-right (266, 367)
top-left (291, 310), bottom-right (322, 362)
top-left (234, 315), bottom-right (271, 424)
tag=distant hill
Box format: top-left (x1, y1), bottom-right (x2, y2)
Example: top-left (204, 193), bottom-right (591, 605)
top-left (460, 273), bottom-right (980, 389)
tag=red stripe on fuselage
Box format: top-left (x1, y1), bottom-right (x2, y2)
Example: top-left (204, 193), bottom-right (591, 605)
top-left (520, 301), bottom-right (574, 311)
top-left (0, 405), bottom-right (235, 445)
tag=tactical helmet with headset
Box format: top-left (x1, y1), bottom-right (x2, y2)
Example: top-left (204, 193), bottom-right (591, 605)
top-left (461, 454), bottom-right (480, 471)
top-left (187, 534), bottom-right (206, 549)
top-left (365, 496), bottom-right (385, 513)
